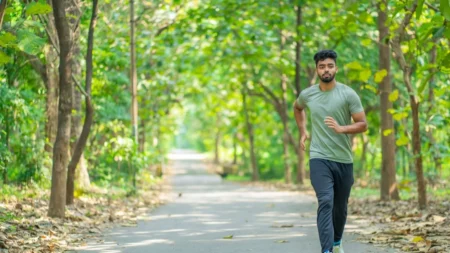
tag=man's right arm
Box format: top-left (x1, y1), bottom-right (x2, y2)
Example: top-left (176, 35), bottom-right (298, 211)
top-left (293, 101), bottom-right (308, 150)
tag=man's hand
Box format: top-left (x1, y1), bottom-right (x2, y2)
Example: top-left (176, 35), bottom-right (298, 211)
top-left (300, 130), bottom-right (309, 151)
top-left (324, 116), bottom-right (344, 133)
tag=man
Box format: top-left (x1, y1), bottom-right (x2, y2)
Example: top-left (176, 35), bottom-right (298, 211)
top-left (293, 50), bottom-right (368, 253)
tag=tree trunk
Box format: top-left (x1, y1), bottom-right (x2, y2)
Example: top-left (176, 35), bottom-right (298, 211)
top-left (281, 115), bottom-right (291, 184)
top-left (130, 0), bottom-right (138, 142)
top-left (359, 134), bottom-right (368, 178)
top-left (66, 0), bottom-right (98, 205)
top-left (214, 129), bottom-right (220, 164)
top-left (279, 11), bottom-right (291, 184)
top-left (378, 0), bottom-right (399, 201)
top-left (48, 0), bottom-right (73, 218)
top-left (294, 3), bottom-right (305, 185)
top-left (390, 0), bottom-right (425, 209)
top-left (232, 132), bottom-right (237, 165)
top-left (242, 89), bottom-right (258, 181)
top-left (67, 0), bottom-right (82, 205)
top-left (44, 48), bottom-right (59, 154)
top-left (139, 114), bottom-right (146, 152)
top-left (411, 101), bottom-right (426, 209)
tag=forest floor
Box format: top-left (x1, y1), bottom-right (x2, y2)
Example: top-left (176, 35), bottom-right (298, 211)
top-left (0, 179), bottom-right (165, 253)
top-left (240, 180), bottom-right (450, 253)
top-left (1, 154), bottom-right (448, 253)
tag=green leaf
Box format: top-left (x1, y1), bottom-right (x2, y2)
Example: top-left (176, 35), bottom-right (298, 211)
top-left (374, 69), bottom-right (388, 83)
top-left (0, 51), bottom-right (11, 65)
top-left (0, 32), bottom-right (17, 48)
top-left (223, 235), bottom-right (233, 239)
top-left (418, 72), bottom-right (436, 97)
top-left (363, 84), bottom-right (377, 94)
top-left (345, 61), bottom-right (363, 70)
top-left (396, 135), bottom-right (409, 146)
top-left (26, 2), bottom-right (52, 16)
top-left (17, 30), bottom-right (46, 55)
top-left (393, 112), bottom-right (408, 121)
top-left (416, 0), bottom-right (426, 19)
top-left (361, 39), bottom-right (372, 47)
top-left (389, 90), bottom-right (399, 102)
top-left (383, 129), bottom-right (393, 136)
top-left (441, 0), bottom-right (450, 21)
top-left (441, 52), bottom-right (450, 67)
top-left (359, 68), bottom-right (372, 82)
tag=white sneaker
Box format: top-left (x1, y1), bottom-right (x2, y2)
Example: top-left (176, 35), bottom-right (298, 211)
top-left (333, 241), bottom-right (344, 253)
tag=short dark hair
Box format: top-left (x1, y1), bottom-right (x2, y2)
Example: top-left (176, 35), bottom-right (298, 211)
top-left (313, 50), bottom-right (338, 66)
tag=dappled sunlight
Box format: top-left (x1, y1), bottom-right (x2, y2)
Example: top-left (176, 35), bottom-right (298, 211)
top-left (76, 150), bottom-right (390, 252)
top-left (125, 239), bottom-right (175, 247)
top-left (167, 150), bottom-right (208, 160)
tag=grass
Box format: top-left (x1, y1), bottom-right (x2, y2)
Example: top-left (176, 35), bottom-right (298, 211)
top-left (225, 174), bottom-right (450, 202)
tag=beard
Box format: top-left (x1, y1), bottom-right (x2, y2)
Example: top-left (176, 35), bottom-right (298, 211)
top-left (319, 73), bottom-right (335, 83)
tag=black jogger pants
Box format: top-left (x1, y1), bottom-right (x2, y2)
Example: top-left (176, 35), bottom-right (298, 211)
top-left (310, 158), bottom-right (354, 253)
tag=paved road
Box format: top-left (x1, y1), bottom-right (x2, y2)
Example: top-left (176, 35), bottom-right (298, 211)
top-left (76, 150), bottom-right (394, 253)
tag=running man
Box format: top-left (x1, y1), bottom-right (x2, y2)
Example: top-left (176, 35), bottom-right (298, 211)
top-left (293, 50), bottom-right (368, 253)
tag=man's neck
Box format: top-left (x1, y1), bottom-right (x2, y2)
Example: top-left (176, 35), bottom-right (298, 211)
top-left (319, 80), bottom-right (337, 91)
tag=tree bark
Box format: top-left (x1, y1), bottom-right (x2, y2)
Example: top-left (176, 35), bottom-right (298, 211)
top-left (232, 132), bottom-right (238, 165)
top-left (44, 52), bottom-right (59, 154)
top-left (214, 128), bottom-right (220, 164)
top-left (66, 0), bottom-right (98, 205)
top-left (48, 0), bottom-right (73, 218)
top-left (390, 0), bottom-right (425, 209)
top-left (359, 134), bottom-right (369, 178)
top-left (67, 0), bottom-right (83, 204)
top-left (130, 0), bottom-right (138, 142)
top-left (242, 88), bottom-right (259, 181)
top-left (294, 3), bottom-right (305, 185)
top-left (279, 11), bottom-right (291, 184)
top-left (378, 0), bottom-right (399, 201)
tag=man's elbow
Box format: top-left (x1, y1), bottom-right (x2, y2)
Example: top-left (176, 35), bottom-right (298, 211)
top-left (362, 121), bottom-right (368, 132)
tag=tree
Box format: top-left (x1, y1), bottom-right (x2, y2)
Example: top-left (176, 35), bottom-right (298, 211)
top-left (377, 0), bottom-right (399, 201)
top-left (294, 2), bottom-right (305, 185)
top-left (48, 0), bottom-right (73, 218)
top-left (242, 85), bottom-right (259, 181)
top-left (66, 0), bottom-right (98, 205)
top-left (390, 0), bottom-right (426, 209)
top-left (130, 0), bottom-right (138, 143)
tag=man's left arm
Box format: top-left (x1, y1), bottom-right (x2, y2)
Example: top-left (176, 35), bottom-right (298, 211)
top-left (324, 112), bottom-right (368, 134)
top-left (324, 89), bottom-right (368, 134)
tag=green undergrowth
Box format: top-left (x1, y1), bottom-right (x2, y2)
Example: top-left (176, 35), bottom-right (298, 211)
top-left (225, 174), bottom-right (450, 201)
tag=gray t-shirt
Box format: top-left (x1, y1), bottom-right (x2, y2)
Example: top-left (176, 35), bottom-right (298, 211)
top-left (296, 82), bottom-right (364, 163)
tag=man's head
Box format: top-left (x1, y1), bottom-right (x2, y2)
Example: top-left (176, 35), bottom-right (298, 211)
top-left (314, 50), bottom-right (338, 83)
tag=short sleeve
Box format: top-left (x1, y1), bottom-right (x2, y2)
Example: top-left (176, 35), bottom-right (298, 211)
top-left (347, 89), bottom-right (364, 114)
top-left (296, 91), bottom-right (307, 108)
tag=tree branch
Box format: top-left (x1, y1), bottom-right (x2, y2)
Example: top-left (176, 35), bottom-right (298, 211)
top-left (248, 90), bottom-right (276, 107)
top-left (38, 14), bottom-right (60, 55)
top-left (72, 74), bottom-right (88, 97)
top-left (425, 2), bottom-right (438, 12)
top-left (24, 53), bottom-right (48, 84)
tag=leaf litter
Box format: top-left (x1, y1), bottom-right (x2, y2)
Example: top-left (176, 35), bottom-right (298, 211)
top-left (0, 184), bottom-right (165, 253)
top-left (349, 199), bottom-right (450, 253)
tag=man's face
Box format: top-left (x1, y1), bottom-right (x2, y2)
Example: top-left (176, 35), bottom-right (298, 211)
top-left (316, 58), bottom-right (337, 83)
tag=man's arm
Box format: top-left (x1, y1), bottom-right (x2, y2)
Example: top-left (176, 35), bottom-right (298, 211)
top-left (293, 101), bottom-right (309, 150)
top-left (324, 111), bottom-right (368, 134)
